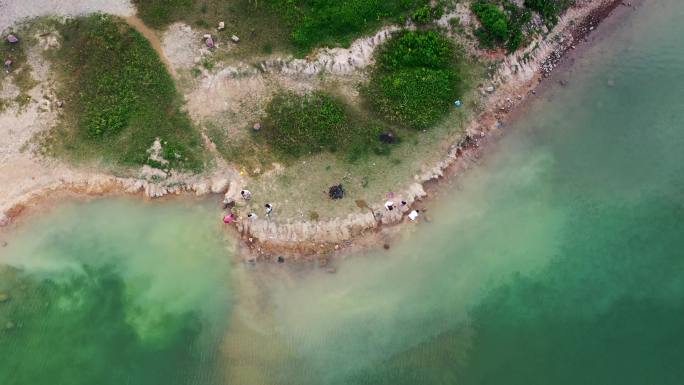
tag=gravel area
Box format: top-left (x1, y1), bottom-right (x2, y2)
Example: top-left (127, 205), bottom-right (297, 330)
top-left (0, 0), bottom-right (134, 31)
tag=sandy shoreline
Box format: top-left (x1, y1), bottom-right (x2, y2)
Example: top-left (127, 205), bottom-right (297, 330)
top-left (0, 0), bottom-right (638, 261)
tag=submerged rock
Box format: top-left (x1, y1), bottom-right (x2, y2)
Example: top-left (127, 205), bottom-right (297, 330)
top-left (0, 293), bottom-right (9, 302)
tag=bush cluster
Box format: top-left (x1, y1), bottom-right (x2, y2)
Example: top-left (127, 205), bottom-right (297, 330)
top-left (274, 0), bottom-right (429, 54)
top-left (53, 16), bottom-right (203, 170)
top-left (365, 30), bottom-right (461, 130)
top-left (524, 0), bottom-right (574, 25)
top-left (411, 5), bottom-right (444, 25)
top-left (471, 1), bottom-right (531, 52)
top-left (261, 91), bottom-right (384, 159)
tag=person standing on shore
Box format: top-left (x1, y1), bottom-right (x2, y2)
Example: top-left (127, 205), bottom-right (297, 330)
top-left (240, 190), bottom-right (252, 200)
top-left (265, 203), bottom-right (273, 217)
top-left (385, 201), bottom-right (395, 211)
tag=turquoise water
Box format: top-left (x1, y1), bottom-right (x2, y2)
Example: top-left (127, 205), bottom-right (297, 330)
top-left (3, 1), bottom-right (684, 384)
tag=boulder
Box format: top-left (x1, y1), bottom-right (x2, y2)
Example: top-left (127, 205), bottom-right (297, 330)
top-left (7, 34), bottom-right (18, 44)
top-left (218, 21), bottom-right (225, 31)
top-left (485, 85), bottom-right (495, 93)
top-left (231, 35), bottom-right (240, 43)
top-left (0, 293), bottom-right (9, 302)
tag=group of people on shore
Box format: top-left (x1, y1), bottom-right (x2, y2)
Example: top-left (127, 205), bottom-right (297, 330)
top-left (224, 189), bottom-right (421, 224)
top-left (384, 198), bottom-right (420, 221)
top-left (222, 189), bottom-right (273, 224)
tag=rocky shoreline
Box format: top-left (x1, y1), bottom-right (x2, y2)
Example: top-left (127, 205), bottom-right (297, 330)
top-left (1, 0), bottom-right (635, 261)
top-left (231, 0), bottom-right (634, 260)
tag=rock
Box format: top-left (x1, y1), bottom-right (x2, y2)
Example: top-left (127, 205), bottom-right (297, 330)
top-left (1, 241), bottom-right (6, 247)
top-left (193, 182), bottom-right (210, 195)
top-left (218, 21), bottom-right (225, 31)
top-left (231, 35), bottom-right (240, 43)
top-left (5, 321), bottom-right (14, 330)
top-left (0, 293), bottom-right (9, 302)
top-left (485, 85), bottom-right (495, 93)
top-left (57, 100), bottom-right (64, 108)
top-left (253, 122), bottom-right (261, 131)
top-left (607, 79), bottom-right (615, 87)
top-left (7, 34), bottom-right (18, 44)
top-left (210, 178), bottom-right (229, 194)
top-left (206, 36), bottom-right (214, 48)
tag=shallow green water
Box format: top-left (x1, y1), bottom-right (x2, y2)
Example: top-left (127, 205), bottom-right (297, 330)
top-left (3, 1), bottom-right (684, 384)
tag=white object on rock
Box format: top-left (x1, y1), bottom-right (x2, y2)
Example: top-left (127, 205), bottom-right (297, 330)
top-left (408, 210), bottom-right (420, 221)
top-left (231, 35), bottom-right (240, 43)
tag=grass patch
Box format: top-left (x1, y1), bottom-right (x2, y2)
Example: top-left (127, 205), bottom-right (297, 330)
top-left (46, 15), bottom-right (204, 171)
top-left (132, 0), bottom-right (194, 29)
top-left (471, 0), bottom-right (532, 52)
top-left (259, 91), bottom-right (387, 160)
top-left (133, 0), bottom-right (430, 57)
top-left (273, 0), bottom-right (429, 54)
top-left (411, 5), bottom-right (444, 25)
top-left (364, 30), bottom-right (463, 130)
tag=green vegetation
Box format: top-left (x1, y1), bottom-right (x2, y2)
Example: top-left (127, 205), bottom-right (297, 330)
top-left (364, 30), bottom-right (462, 130)
top-left (411, 5), bottom-right (444, 25)
top-left (133, 0), bottom-right (429, 56)
top-left (47, 15), bottom-right (204, 170)
top-left (524, 0), bottom-right (574, 25)
top-left (275, 0), bottom-right (429, 54)
top-left (132, 0), bottom-right (193, 28)
top-left (471, 1), bottom-right (531, 52)
top-left (259, 91), bottom-right (384, 160)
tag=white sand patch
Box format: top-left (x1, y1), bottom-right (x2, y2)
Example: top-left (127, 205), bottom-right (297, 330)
top-left (0, 0), bottom-right (135, 31)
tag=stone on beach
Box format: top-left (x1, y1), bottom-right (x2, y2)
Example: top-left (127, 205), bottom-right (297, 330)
top-left (7, 34), bottom-right (19, 43)
top-left (231, 35), bottom-right (240, 43)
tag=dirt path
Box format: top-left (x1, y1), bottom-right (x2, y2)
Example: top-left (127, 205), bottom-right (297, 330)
top-left (124, 15), bottom-right (177, 77)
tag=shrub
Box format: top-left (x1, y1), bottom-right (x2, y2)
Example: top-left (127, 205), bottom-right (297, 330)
top-left (471, 1), bottom-right (531, 52)
top-left (273, 0), bottom-right (429, 54)
top-left (411, 5), bottom-right (444, 25)
top-left (51, 15), bottom-right (203, 170)
top-left (471, 1), bottom-right (509, 47)
top-left (365, 30), bottom-right (462, 130)
top-left (132, 0), bottom-right (194, 28)
top-left (524, 0), bottom-right (574, 25)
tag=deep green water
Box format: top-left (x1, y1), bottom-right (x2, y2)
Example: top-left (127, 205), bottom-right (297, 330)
top-left (2, 1), bottom-right (684, 384)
